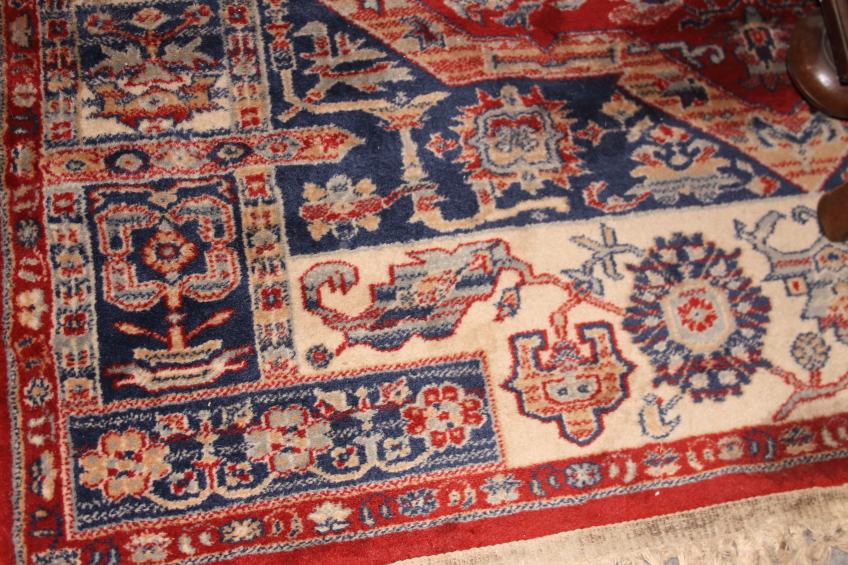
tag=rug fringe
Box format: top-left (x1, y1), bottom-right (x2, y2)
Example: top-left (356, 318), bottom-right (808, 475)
top-left (392, 485), bottom-right (848, 565)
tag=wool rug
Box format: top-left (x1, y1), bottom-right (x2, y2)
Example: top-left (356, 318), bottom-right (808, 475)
top-left (4, 0), bottom-right (848, 564)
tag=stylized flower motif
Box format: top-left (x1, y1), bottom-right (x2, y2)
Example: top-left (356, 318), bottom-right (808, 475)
top-left (792, 332), bottom-right (830, 371)
top-left (226, 6), bottom-right (250, 26)
top-left (13, 82), bottom-right (37, 108)
top-left (675, 295), bottom-right (717, 333)
top-left (440, 84), bottom-right (583, 195)
top-left (624, 234), bottom-right (771, 401)
top-left (183, 4), bottom-right (213, 26)
top-left (24, 378), bottom-right (52, 408)
top-left (330, 446), bottom-right (361, 470)
top-left (220, 518), bottom-right (264, 543)
top-left (244, 406), bottom-right (332, 476)
top-left (167, 469), bottom-right (199, 497)
top-left (378, 377), bottom-right (413, 406)
top-left (564, 462), bottom-right (603, 490)
top-left (16, 289), bottom-right (47, 330)
top-left (78, 429), bottom-right (171, 501)
top-left (259, 287), bottom-right (287, 311)
top-left (720, 6), bottom-right (791, 91)
top-left (33, 549), bottom-right (81, 565)
top-left (15, 218), bottom-right (41, 248)
top-left (383, 436), bottom-right (412, 462)
top-left (224, 462), bottom-right (253, 487)
top-left (397, 488), bottom-right (440, 517)
top-left (93, 185), bottom-right (243, 383)
top-left (59, 311), bottom-right (88, 336)
top-left (141, 225), bottom-right (199, 277)
top-left (104, 149), bottom-right (151, 173)
top-left (308, 501), bottom-right (351, 534)
top-left (47, 19), bottom-right (70, 41)
top-left (127, 531), bottom-right (170, 563)
top-left (300, 175), bottom-right (389, 242)
top-left (402, 384), bottom-right (486, 450)
top-left (480, 473), bottom-right (522, 505)
top-left (306, 344), bottom-right (334, 370)
top-left (207, 142), bottom-right (253, 166)
top-left (131, 8), bottom-right (168, 30)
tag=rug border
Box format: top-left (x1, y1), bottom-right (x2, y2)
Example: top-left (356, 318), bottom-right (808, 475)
top-left (0, 1), bottom-right (17, 561)
top-left (183, 454), bottom-right (848, 565)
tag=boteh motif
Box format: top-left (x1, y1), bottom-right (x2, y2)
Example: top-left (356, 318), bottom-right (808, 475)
top-left (79, 3), bottom-right (227, 136)
top-left (449, 85), bottom-right (583, 194)
top-left (506, 323), bottom-right (634, 445)
top-left (91, 178), bottom-right (252, 392)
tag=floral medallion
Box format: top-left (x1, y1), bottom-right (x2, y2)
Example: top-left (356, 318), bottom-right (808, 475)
top-left (624, 233), bottom-right (771, 401)
top-left (445, 85), bottom-right (584, 195)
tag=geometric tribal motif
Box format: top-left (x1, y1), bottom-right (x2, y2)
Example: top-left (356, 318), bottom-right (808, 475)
top-left (44, 0), bottom-right (268, 146)
top-left (507, 322), bottom-right (635, 445)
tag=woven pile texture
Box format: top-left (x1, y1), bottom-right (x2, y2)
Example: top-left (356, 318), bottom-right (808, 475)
top-left (2, 0), bottom-right (848, 564)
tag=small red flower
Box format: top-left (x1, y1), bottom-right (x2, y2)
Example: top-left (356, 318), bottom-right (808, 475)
top-left (61, 312), bottom-right (87, 336)
top-left (52, 192), bottom-right (77, 216)
top-left (260, 288), bottom-right (284, 311)
top-left (47, 20), bottom-right (70, 41)
top-left (227, 6), bottom-right (249, 25)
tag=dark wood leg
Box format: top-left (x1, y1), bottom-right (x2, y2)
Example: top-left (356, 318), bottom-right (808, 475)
top-left (786, 3), bottom-right (848, 119)
top-left (819, 182), bottom-right (848, 242)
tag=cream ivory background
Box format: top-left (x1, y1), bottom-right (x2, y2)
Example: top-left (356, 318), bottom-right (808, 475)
top-left (287, 192), bottom-right (843, 469)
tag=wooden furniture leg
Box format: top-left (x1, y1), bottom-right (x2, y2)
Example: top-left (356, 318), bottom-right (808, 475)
top-left (787, 1), bottom-right (848, 242)
top-left (819, 181), bottom-right (848, 242)
top-left (786, 3), bottom-right (848, 119)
